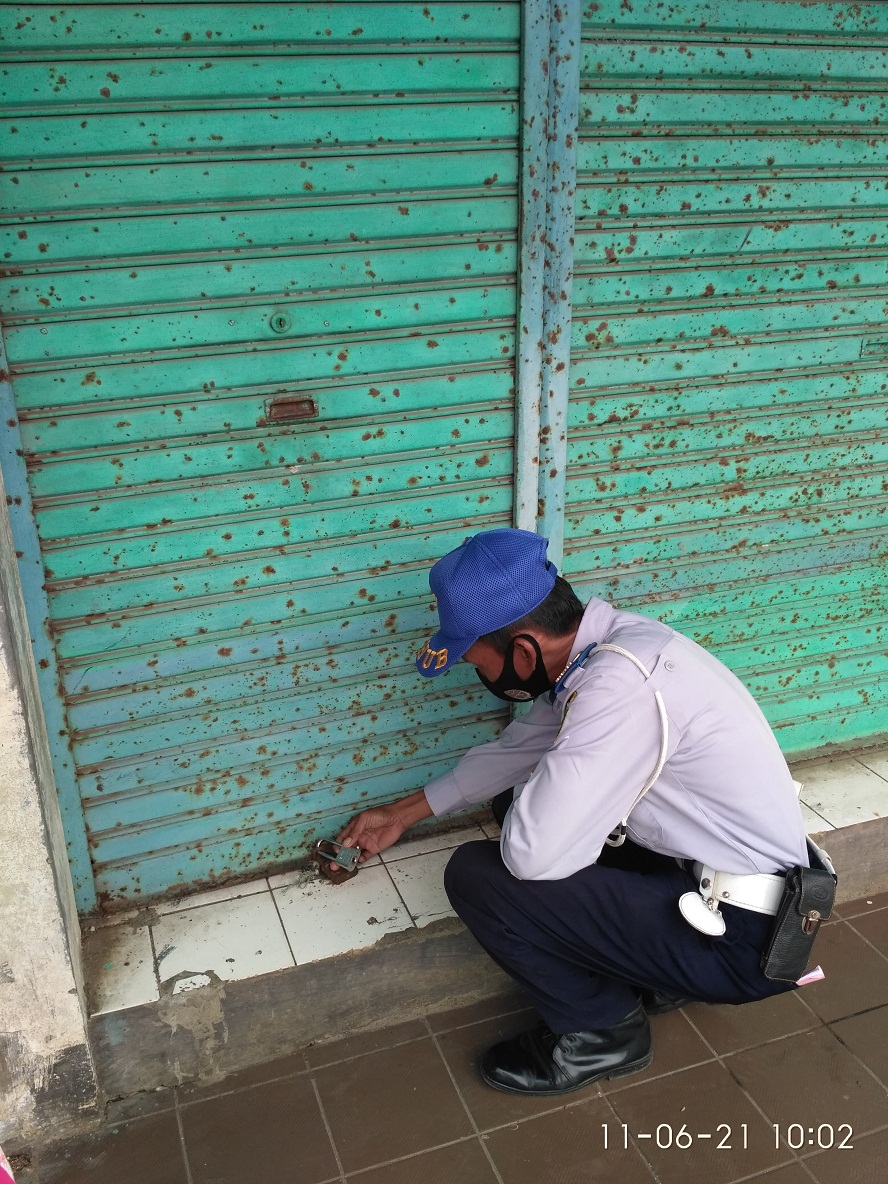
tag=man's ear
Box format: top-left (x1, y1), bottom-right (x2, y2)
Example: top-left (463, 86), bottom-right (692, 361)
top-left (510, 634), bottom-right (540, 679)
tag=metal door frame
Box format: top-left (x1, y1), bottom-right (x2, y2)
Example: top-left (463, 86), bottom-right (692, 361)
top-left (515, 0), bottom-right (582, 566)
top-left (0, 329), bottom-right (96, 908)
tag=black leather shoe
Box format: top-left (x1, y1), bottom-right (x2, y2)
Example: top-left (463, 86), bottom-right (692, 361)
top-left (641, 989), bottom-right (692, 1016)
top-left (479, 1003), bottom-right (652, 1096)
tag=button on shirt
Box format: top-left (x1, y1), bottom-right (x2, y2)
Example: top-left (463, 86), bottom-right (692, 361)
top-left (423, 598), bottom-right (808, 881)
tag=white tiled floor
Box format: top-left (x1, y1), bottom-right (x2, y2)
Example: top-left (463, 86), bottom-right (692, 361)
top-left (152, 891), bottom-right (295, 987)
top-left (789, 753), bottom-right (888, 829)
top-left (83, 746), bottom-right (888, 1017)
top-left (83, 923), bottom-right (157, 1016)
top-left (81, 823), bottom-right (487, 1017)
top-left (275, 864), bottom-right (410, 963)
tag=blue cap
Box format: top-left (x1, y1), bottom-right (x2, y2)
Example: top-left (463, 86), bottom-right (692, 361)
top-left (416, 529), bottom-right (557, 677)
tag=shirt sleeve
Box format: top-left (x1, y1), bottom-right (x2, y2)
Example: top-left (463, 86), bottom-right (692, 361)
top-left (423, 696), bottom-right (562, 816)
top-left (500, 665), bottom-right (665, 879)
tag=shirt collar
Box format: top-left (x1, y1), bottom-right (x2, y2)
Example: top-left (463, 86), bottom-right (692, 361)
top-left (574, 597), bottom-right (616, 652)
top-left (550, 598), bottom-right (616, 700)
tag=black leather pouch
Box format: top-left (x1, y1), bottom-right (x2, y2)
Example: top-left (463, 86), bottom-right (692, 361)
top-left (761, 842), bottom-right (837, 982)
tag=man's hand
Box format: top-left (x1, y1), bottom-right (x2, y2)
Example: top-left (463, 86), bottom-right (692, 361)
top-left (337, 790), bottom-right (433, 862)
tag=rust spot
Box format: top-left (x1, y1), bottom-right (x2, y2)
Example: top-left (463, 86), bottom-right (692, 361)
top-left (217, 647), bottom-right (233, 656)
top-left (475, 453), bottom-right (490, 467)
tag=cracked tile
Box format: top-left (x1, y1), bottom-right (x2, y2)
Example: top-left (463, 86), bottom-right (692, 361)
top-left (386, 848), bottom-right (459, 926)
top-left (82, 922), bottom-right (157, 1015)
top-left (273, 863), bottom-right (412, 964)
top-left (152, 892), bottom-right (293, 987)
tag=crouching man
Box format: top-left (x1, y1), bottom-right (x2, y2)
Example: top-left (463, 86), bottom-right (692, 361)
top-left (338, 528), bottom-right (815, 1096)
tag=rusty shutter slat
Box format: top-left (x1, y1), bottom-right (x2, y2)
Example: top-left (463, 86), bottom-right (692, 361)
top-left (566, 0), bottom-right (888, 756)
top-left (1, 1), bottom-right (521, 911)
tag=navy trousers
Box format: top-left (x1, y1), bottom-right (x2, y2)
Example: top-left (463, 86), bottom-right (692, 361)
top-left (443, 791), bottom-right (796, 1033)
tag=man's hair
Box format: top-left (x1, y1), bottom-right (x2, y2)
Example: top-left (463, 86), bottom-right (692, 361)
top-left (481, 576), bottom-right (584, 654)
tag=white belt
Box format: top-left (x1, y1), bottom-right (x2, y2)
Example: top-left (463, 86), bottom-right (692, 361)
top-left (692, 862), bottom-right (784, 916)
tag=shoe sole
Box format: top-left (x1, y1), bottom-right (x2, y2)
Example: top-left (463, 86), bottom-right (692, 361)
top-left (480, 1050), bottom-right (654, 1097)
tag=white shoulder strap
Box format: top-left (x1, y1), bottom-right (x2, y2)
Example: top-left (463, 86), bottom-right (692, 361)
top-left (592, 644), bottom-right (669, 847)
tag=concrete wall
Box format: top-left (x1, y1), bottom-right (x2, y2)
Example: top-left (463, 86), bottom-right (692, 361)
top-left (0, 478), bottom-right (98, 1150)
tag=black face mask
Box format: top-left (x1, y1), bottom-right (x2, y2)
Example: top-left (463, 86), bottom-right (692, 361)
top-left (477, 634), bottom-right (555, 702)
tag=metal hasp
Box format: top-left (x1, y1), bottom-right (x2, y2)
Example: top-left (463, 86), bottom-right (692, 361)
top-left (516, 0), bottom-right (582, 565)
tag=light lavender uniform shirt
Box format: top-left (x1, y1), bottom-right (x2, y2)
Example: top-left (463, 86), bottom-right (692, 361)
top-left (424, 598), bottom-right (808, 881)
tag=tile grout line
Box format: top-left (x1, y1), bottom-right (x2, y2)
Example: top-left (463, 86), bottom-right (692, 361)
top-left (305, 1001), bottom-right (534, 1072)
top-left (423, 1017), bottom-right (507, 1184)
top-left (679, 1007), bottom-right (819, 1169)
top-left (799, 799), bottom-right (836, 829)
top-left (720, 1044), bottom-right (837, 1169)
top-left (377, 855), bottom-right (421, 929)
top-left (843, 916), bottom-right (888, 968)
top-left (791, 983), bottom-right (829, 1022)
top-left (684, 996), bottom-right (888, 1132)
top-left (836, 902), bottom-right (888, 922)
top-left (267, 876), bottom-right (300, 970)
top-left (723, 1160), bottom-right (816, 1184)
top-left (597, 1088), bottom-right (661, 1183)
top-left (176, 1065), bottom-right (314, 1110)
top-left (339, 1134), bottom-right (492, 1180)
top-left (172, 1086), bottom-right (195, 1184)
top-left (658, 1008), bottom-right (821, 1063)
top-left (823, 1020), bottom-right (888, 1101)
top-left (309, 1075), bottom-right (348, 1184)
top-left (851, 755), bottom-right (888, 786)
top-left (800, 1120), bottom-right (888, 1159)
top-left (601, 1050), bottom-right (718, 1095)
top-left (608, 1010), bottom-right (807, 1180)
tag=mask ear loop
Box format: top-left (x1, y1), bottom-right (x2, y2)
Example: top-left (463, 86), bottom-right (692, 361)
top-left (478, 633), bottom-right (552, 702)
top-left (592, 645), bottom-right (669, 847)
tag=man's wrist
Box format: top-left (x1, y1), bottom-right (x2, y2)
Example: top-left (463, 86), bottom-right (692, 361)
top-left (395, 790), bottom-right (433, 830)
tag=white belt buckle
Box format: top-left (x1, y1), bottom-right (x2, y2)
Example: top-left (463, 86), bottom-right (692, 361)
top-left (679, 863), bottom-right (726, 935)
